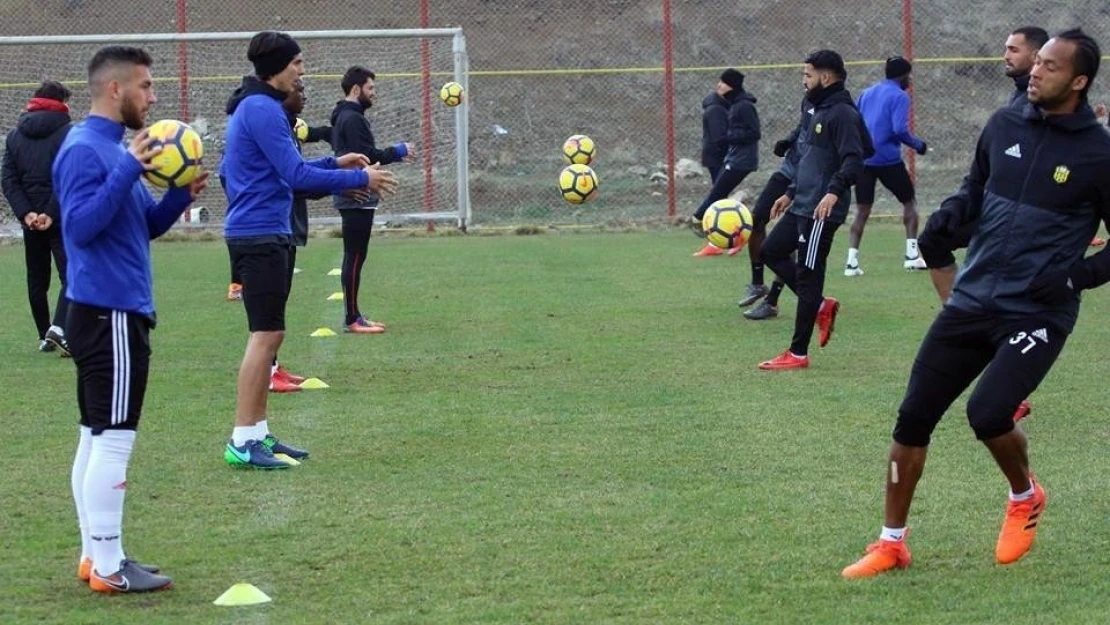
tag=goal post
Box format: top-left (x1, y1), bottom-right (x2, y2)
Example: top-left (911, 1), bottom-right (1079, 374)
top-left (0, 28), bottom-right (471, 231)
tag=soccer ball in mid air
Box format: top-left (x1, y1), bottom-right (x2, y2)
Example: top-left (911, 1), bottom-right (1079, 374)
top-left (558, 164), bottom-right (599, 204)
top-left (562, 134), bottom-right (596, 166)
top-left (143, 119), bottom-right (204, 188)
top-left (440, 81), bottom-right (464, 107)
top-left (701, 198), bottom-right (753, 250)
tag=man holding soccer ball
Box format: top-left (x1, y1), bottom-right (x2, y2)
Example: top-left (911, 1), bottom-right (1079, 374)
top-left (221, 32), bottom-right (397, 469)
top-left (54, 45), bottom-right (209, 593)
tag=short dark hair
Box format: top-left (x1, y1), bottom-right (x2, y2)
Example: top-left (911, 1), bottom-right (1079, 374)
top-left (1012, 26), bottom-right (1049, 50)
top-left (87, 46), bottom-right (153, 80)
top-left (1055, 28), bottom-right (1101, 99)
top-left (341, 66), bottom-right (376, 95)
top-left (805, 49), bottom-right (846, 80)
top-left (34, 80), bottom-right (71, 103)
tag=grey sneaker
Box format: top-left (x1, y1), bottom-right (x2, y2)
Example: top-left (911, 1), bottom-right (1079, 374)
top-left (45, 326), bottom-right (71, 357)
top-left (89, 559), bottom-right (173, 593)
top-left (738, 283), bottom-right (770, 307)
top-left (743, 300), bottom-right (779, 320)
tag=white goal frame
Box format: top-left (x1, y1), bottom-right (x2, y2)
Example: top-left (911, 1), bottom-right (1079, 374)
top-left (0, 28), bottom-right (472, 229)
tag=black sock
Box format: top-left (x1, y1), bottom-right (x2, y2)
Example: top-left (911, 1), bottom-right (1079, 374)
top-left (751, 262), bottom-right (764, 286)
top-left (766, 281), bottom-right (785, 306)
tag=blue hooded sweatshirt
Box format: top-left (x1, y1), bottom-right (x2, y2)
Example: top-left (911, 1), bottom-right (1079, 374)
top-left (53, 115), bottom-right (194, 316)
top-left (857, 78), bottom-right (924, 167)
top-left (221, 77), bottom-right (368, 238)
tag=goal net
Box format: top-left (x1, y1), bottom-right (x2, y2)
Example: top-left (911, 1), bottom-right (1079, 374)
top-left (0, 29), bottom-right (470, 232)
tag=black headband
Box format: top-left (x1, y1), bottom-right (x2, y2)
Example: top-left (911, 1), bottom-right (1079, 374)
top-left (251, 37), bottom-right (301, 80)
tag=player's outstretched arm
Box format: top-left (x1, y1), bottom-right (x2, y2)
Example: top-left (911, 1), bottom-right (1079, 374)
top-left (57, 133), bottom-right (159, 246)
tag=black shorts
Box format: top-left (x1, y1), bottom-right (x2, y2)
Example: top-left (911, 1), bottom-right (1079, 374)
top-left (227, 236), bottom-right (291, 332)
top-left (894, 307), bottom-right (1068, 446)
top-left (855, 163), bottom-right (915, 205)
top-left (67, 302), bottom-right (152, 435)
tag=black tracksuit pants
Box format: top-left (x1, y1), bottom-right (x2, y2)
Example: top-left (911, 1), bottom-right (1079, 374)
top-left (24, 226), bottom-right (69, 340)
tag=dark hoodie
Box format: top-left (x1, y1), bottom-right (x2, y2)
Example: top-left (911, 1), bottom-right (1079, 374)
top-left (787, 82), bottom-right (864, 224)
top-left (1009, 73), bottom-right (1031, 109)
top-left (701, 91), bottom-right (729, 169)
top-left (330, 100), bottom-right (403, 209)
top-left (2, 104), bottom-right (71, 228)
top-left (722, 88), bottom-right (760, 171)
top-left (945, 102), bottom-right (1110, 331)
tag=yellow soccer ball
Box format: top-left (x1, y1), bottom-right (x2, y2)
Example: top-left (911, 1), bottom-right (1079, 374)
top-left (143, 119), bottom-right (203, 188)
top-left (558, 164), bottom-right (599, 204)
top-left (562, 134), bottom-right (596, 165)
top-left (701, 198), bottom-right (754, 250)
top-left (440, 81), bottom-right (464, 107)
top-left (294, 117), bottom-right (308, 142)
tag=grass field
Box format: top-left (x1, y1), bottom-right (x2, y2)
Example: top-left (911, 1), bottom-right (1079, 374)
top-left (2, 224), bottom-right (1110, 624)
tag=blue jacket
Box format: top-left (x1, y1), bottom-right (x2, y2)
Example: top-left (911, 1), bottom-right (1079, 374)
top-left (221, 77), bottom-right (368, 238)
top-left (53, 115), bottom-right (193, 316)
top-left (857, 79), bottom-right (924, 167)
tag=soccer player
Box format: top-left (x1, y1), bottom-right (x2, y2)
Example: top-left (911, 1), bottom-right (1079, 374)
top-left (54, 46), bottom-right (209, 592)
top-left (844, 56), bottom-right (929, 275)
top-left (330, 65), bottom-right (414, 334)
top-left (920, 26), bottom-right (1048, 303)
top-left (700, 76), bottom-right (730, 184)
top-left (691, 68), bottom-right (761, 257)
top-left (222, 32), bottom-right (395, 469)
top-left (757, 50), bottom-right (865, 370)
top-left (842, 29), bottom-right (1110, 578)
top-left (2, 80), bottom-right (73, 354)
top-left (739, 95), bottom-right (812, 316)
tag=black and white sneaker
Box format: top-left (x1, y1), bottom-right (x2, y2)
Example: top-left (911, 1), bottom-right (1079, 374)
top-left (737, 283), bottom-right (770, 307)
top-left (45, 326), bottom-right (71, 357)
top-left (38, 339), bottom-right (56, 353)
top-left (89, 559), bottom-right (173, 593)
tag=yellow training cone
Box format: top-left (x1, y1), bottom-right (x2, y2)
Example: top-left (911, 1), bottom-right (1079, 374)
top-left (327, 268), bottom-right (342, 276)
top-left (299, 377), bottom-right (330, 390)
top-left (310, 327), bottom-right (337, 337)
top-left (326, 292), bottom-right (344, 301)
top-left (213, 583), bottom-right (272, 606)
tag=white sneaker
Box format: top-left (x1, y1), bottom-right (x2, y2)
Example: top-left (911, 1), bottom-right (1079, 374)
top-left (844, 264), bottom-right (864, 277)
top-left (904, 256), bottom-right (927, 270)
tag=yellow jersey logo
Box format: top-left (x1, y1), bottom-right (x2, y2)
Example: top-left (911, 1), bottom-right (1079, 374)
top-left (1053, 165), bottom-right (1070, 184)
top-left (814, 123), bottom-right (823, 134)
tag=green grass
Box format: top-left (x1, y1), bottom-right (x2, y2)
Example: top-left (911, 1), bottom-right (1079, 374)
top-left (2, 224), bottom-right (1110, 624)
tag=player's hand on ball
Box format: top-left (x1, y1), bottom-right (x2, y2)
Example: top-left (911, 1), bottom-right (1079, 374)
top-left (337, 153), bottom-right (372, 169)
top-left (365, 163), bottom-right (397, 196)
top-left (128, 129), bottom-right (162, 171)
top-left (342, 188), bottom-right (372, 203)
top-left (187, 170), bottom-right (210, 201)
top-left (771, 195), bottom-right (792, 219)
top-left (814, 193), bottom-right (838, 221)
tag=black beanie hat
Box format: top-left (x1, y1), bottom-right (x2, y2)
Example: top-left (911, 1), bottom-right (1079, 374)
top-left (249, 31), bottom-right (302, 80)
top-left (885, 56), bottom-right (912, 79)
top-left (720, 68), bottom-right (745, 91)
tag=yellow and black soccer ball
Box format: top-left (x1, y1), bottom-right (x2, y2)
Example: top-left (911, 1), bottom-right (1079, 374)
top-left (440, 81), bottom-right (464, 107)
top-left (558, 164), bottom-right (599, 204)
top-left (701, 198), bottom-right (754, 250)
top-left (143, 119), bottom-right (204, 188)
top-left (562, 134), bottom-right (596, 166)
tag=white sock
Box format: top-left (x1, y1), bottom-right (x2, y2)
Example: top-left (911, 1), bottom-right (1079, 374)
top-left (270, 363), bottom-right (278, 377)
top-left (880, 526), bottom-right (907, 542)
top-left (231, 426), bottom-right (255, 447)
top-left (84, 429), bottom-right (135, 577)
top-left (255, 419), bottom-right (270, 439)
top-left (71, 426), bottom-right (93, 560)
top-left (906, 239), bottom-right (919, 258)
top-left (846, 248), bottom-right (859, 266)
top-left (1009, 483), bottom-right (1035, 502)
